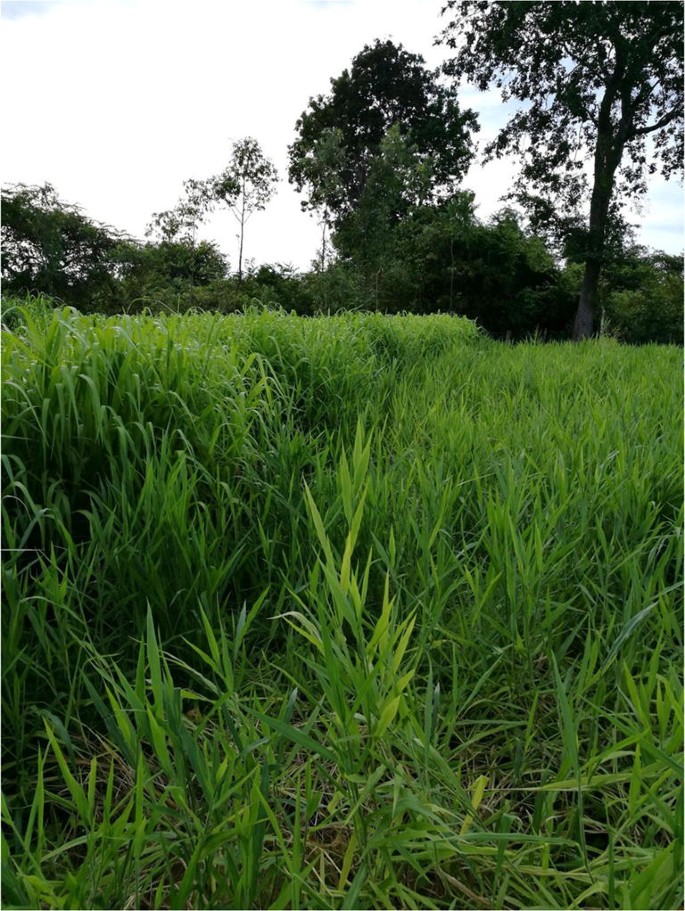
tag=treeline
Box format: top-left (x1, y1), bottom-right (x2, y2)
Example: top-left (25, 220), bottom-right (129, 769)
top-left (2, 179), bottom-right (681, 343)
top-left (2, 4), bottom-right (683, 343)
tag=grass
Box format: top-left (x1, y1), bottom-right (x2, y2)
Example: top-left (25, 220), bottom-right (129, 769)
top-left (1, 297), bottom-right (682, 909)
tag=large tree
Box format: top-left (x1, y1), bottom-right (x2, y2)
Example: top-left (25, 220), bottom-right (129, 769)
top-left (332, 125), bottom-right (433, 302)
top-left (440, 1), bottom-right (683, 338)
top-left (288, 39), bottom-right (477, 227)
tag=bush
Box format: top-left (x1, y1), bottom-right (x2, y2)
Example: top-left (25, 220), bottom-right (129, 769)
top-left (600, 249), bottom-right (683, 344)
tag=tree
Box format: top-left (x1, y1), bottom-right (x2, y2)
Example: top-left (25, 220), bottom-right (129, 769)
top-left (1, 182), bottom-right (121, 308)
top-left (440, 1), bottom-right (684, 338)
top-left (288, 39), bottom-right (477, 227)
top-left (114, 239), bottom-right (228, 308)
top-left (208, 138), bottom-right (278, 284)
top-left (297, 127), bottom-right (347, 271)
top-left (333, 125), bottom-right (433, 305)
top-left (146, 178), bottom-right (212, 245)
top-left (598, 245), bottom-right (683, 344)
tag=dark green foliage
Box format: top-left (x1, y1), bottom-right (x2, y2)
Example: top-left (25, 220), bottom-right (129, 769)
top-left (392, 202), bottom-right (577, 336)
top-left (440, 1), bottom-right (684, 337)
top-left (600, 246), bottom-right (684, 344)
top-left (113, 239), bottom-right (229, 311)
top-left (308, 197), bottom-right (577, 337)
top-left (558, 247), bottom-right (684, 345)
top-left (236, 263), bottom-right (315, 313)
top-left (1, 183), bottom-right (122, 310)
top-left (288, 39), bottom-right (477, 224)
top-left (2, 175), bottom-right (677, 340)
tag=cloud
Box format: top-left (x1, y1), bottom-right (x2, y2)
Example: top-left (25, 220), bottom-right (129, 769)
top-left (1, 0), bottom-right (681, 266)
top-left (1, 1), bottom-right (58, 20)
top-left (304, 0), bottom-right (353, 8)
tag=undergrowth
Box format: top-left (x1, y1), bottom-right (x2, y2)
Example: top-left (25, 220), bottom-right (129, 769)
top-left (1, 301), bottom-right (682, 909)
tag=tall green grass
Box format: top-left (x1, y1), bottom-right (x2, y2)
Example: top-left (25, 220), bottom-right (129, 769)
top-left (2, 301), bottom-right (682, 909)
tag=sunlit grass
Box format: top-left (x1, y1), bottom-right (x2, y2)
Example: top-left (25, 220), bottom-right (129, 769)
top-left (2, 301), bottom-right (682, 909)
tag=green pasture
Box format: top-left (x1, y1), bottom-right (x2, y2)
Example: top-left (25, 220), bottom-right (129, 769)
top-left (1, 299), bottom-right (682, 909)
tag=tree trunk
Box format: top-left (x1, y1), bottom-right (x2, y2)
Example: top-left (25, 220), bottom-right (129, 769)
top-left (449, 236), bottom-right (455, 311)
top-left (573, 146), bottom-right (616, 339)
top-left (237, 223), bottom-right (244, 285)
top-left (237, 180), bottom-right (246, 286)
top-left (572, 62), bottom-right (628, 340)
top-left (573, 155), bottom-right (621, 339)
top-left (574, 256), bottom-right (601, 339)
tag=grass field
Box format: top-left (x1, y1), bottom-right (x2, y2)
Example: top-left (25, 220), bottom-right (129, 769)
top-left (1, 298), bottom-right (683, 910)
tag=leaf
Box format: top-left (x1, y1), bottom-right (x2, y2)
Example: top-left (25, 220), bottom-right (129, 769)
top-left (375, 694), bottom-right (402, 738)
top-left (252, 711), bottom-right (337, 765)
top-left (44, 722), bottom-right (91, 825)
top-left (460, 775), bottom-right (488, 835)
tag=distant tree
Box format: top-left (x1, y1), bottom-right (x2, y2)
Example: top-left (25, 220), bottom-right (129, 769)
top-left (297, 127), bottom-right (347, 271)
top-left (1, 182), bottom-right (120, 308)
top-left (115, 238), bottom-right (228, 305)
top-left (333, 126), bottom-right (434, 305)
top-left (441, 1), bottom-right (684, 338)
top-left (146, 177), bottom-right (212, 245)
top-left (288, 39), bottom-right (477, 228)
top-left (208, 138), bottom-right (278, 284)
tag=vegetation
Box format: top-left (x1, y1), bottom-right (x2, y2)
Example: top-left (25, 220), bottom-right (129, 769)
top-left (210, 138), bottom-right (279, 285)
top-left (599, 246), bottom-right (684, 345)
top-left (3, 182), bottom-right (681, 342)
top-left (287, 39), bottom-right (476, 252)
top-left (440, 0), bottom-right (684, 338)
top-left (146, 138), bottom-right (279, 286)
top-left (2, 300), bottom-right (682, 909)
top-left (1, 3), bottom-right (683, 907)
top-left (0, 183), bottom-right (123, 310)
top-left (1, 15), bottom-right (682, 342)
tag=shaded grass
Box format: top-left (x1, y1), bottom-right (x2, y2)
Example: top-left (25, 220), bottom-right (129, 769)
top-left (2, 302), bottom-right (682, 909)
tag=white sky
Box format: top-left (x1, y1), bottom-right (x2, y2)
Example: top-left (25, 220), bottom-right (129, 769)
top-left (2, 0), bottom-right (683, 272)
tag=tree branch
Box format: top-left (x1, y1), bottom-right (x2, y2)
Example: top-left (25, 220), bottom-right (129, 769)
top-left (630, 105), bottom-right (681, 137)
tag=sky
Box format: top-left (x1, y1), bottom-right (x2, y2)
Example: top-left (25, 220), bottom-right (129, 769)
top-left (2, 0), bottom-right (683, 272)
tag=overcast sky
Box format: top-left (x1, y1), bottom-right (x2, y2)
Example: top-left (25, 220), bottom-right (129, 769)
top-left (2, 0), bottom-right (683, 271)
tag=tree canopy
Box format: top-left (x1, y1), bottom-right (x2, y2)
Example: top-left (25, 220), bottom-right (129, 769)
top-left (3, 19), bottom-right (681, 343)
top-left (288, 39), bottom-right (477, 224)
top-left (1, 183), bottom-right (121, 308)
top-left (440, 0), bottom-right (684, 338)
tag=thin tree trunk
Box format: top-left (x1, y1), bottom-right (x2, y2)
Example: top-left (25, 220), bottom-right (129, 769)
top-left (237, 216), bottom-right (245, 286)
top-left (449, 236), bottom-right (455, 311)
top-left (237, 179), bottom-right (246, 286)
top-left (237, 225), bottom-right (244, 285)
top-left (189, 224), bottom-right (196, 302)
top-left (320, 216), bottom-right (327, 272)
